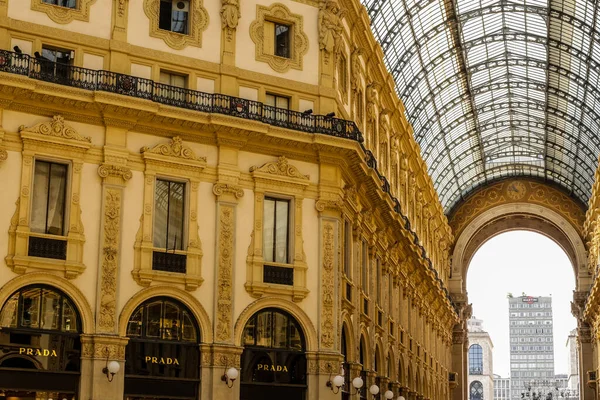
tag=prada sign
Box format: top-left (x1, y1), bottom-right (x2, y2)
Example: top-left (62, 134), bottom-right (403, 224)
top-left (19, 347), bottom-right (58, 357)
top-left (256, 364), bottom-right (289, 372)
top-left (145, 356), bottom-right (180, 365)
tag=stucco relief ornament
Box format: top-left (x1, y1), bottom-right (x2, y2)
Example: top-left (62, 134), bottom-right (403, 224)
top-left (351, 47), bottom-right (363, 92)
top-left (249, 156), bottom-right (309, 180)
top-left (318, 0), bottom-right (345, 63)
top-left (141, 136), bottom-right (206, 161)
top-left (220, 0), bottom-right (240, 29)
top-left (19, 115), bottom-right (91, 143)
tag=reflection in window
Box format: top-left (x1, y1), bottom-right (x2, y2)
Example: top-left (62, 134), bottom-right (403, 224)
top-left (42, 0), bottom-right (77, 8)
top-left (469, 344), bottom-right (483, 375)
top-left (31, 161), bottom-right (68, 236)
top-left (154, 179), bottom-right (185, 250)
top-left (275, 23), bottom-right (291, 58)
top-left (263, 197), bottom-right (290, 264)
top-left (242, 309), bottom-right (304, 351)
top-left (470, 381), bottom-right (484, 400)
top-left (126, 298), bottom-right (198, 342)
top-left (159, 0), bottom-right (190, 34)
top-left (0, 286), bottom-right (80, 332)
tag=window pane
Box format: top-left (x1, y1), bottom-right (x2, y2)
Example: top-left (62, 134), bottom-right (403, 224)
top-left (163, 302), bottom-right (179, 340)
top-left (154, 179), bottom-right (169, 248)
top-left (159, 0), bottom-right (172, 31)
top-left (145, 301), bottom-right (162, 338)
top-left (265, 94), bottom-right (276, 107)
top-left (62, 298), bottom-right (78, 332)
top-left (243, 316), bottom-right (256, 346)
top-left (20, 287), bottom-right (41, 329)
top-left (31, 161), bottom-right (50, 234)
top-left (263, 198), bottom-right (275, 262)
top-left (289, 320), bottom-right (303, 351)
top-left (167, 181), bottom-right (185, 250)
top-left (273, 312), bottom-right (287, 348)
top-left (0, 293), bottom-right (19, 328)
top-left (275, 24), bottom-right (290, 58)
top-left (171, 5), bottom-right (189, 35)
top-left (47, 163), bottom-right (67, 235)
top-left (275, 96), bottom-right (289, 109)
top-left (275, 200), bottom-right (289, 263)
top-left (255, 311), bottom-right (272, 347)
top-left (182, 311), bottom-right (197, 342)
top-left (40, 289), bottom-right (60, 330)
top-left (127, 308), bottom-right (143, 337)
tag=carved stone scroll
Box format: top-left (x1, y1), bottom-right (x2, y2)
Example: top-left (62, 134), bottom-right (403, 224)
top-left (216, 204), bottom-right (235, 343)
top-left (320, 221), bottom-right (336, 349)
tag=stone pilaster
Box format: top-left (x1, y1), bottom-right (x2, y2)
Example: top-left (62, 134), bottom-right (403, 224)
top-left (79, 334), bottom-right (129, 400)
top-left (200, 344), bottom-right (244, 400)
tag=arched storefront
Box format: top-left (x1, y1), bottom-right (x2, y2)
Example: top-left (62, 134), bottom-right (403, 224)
top-left (240, 308), bottom-right (307, 400)
top-left (124, 297), bottom-right (200, 400)
top-left (0, 285), bottom-right (82, 400)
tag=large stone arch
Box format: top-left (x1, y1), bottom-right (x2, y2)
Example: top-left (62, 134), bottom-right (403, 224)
top-left (118, 286), bottom-right (213, 344)
top-left (0, 272), bottom-right (95, 334)
top-left (447, 178), bottom-right (591, 400)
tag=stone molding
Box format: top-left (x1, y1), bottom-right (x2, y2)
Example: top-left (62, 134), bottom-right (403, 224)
top-left (143, 0), bottom-right (209, 50)
top-left (30, 0), bottom-right (98, 24)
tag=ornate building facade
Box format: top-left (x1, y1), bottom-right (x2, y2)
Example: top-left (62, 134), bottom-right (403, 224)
top-left (0, 0), bottom-right (458, 399)
top-left (467, 317), bottom-right (493, 400)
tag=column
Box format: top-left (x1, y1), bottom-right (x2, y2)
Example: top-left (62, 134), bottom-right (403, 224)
top-left (220, 0), bottom-right (240, 95)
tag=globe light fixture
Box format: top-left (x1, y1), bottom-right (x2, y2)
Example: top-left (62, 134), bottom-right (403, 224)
top-left (221, 366), bottom-right (239, 388)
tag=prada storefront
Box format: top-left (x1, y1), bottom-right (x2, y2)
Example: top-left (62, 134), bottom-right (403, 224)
top-left (0, 285), bottom-right (81, 400)
top-left (240, 308), bottom-right (306, 400)
top-left (124, 297), bottom-right (200, 400)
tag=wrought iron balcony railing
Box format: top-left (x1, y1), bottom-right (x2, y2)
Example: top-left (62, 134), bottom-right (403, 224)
top-left (0, 49), bottom-right (454, 306)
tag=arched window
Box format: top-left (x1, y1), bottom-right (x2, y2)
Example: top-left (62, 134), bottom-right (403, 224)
top-left (0, 285), bottom-right (82, 399)
top-left (470, 381), bottom-right (484, 400)
top-left (0, 285), bottom-right (80, 333)
top-left (240, 308), bottom-right (307, 400)
top-left (341, 327), bottom-right (351, 400)
top-left (468, 344), bottom-right (483, 374)
top-left (124, 298), bottom-right (200, 400)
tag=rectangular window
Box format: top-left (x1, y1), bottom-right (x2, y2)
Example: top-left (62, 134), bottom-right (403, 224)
top-left (275, 23), bottom-right (291, 58)
top-left (153, 179), bottom-right (185, 250)
top-left (160, 71), bottom-right (187, 88)
top-left (343, 220), bottom-right (351, 278)
top-left (31, 161), bottom-right (68, 236)
top-left (39, 45), bottom-right (73, 81)
top-left (158, 70), bottom-right (188, 102)
top-left (263, 197), bottom-right (290, 264)
top-left (361, 240), bottom-right (368, 293)
top-left (376, 258), bottom-right (381, 303)
top-left (159, 0), bottom-right (190, 34)
top-left (42, 0), bottom-right (76, 8)
top-left (265, 93), bottom-right (290, 122)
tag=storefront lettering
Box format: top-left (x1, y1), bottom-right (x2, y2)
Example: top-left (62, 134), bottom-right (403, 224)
top-left (19, 347), bottom-right (58, 357)
top-left (256, 364), bottom-right (289, 372)
top-left (145, 356), bottom-right (180, 365)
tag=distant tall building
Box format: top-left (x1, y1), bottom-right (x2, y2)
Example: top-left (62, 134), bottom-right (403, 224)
top-left (565, 330), bottom-right (580, 398)
top-left (508, 295), bottom-right (555, 399)
top-left (494, 375), bottom-right (511, 400)
top-left (468, 317), bottom-right (494, 400)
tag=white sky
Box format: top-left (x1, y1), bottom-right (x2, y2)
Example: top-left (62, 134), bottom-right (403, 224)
top-left (466, 230), bottom-right (577, 378)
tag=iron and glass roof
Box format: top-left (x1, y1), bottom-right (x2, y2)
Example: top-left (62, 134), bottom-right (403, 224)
top-left (363, 0), bottom-right (600, 211)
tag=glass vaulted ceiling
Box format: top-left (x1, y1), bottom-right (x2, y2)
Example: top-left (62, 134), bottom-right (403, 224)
top-left (363, 0), bottom-right (600, 212)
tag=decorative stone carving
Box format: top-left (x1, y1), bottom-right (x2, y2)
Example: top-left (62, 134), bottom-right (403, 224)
top-left (249, 3), bottom-right (309, 73)
top-left (97, 164), bottom-right (132, 181)
top-left (30, 0), bottom-right (97, 24)
top-left (98, 189), bottom-right (121, 333)
top-left (0, 148), bottom-right (7, 163)
top-left (250, 156), bottom-right (309, 180)
top-left (216, 205), bottom-right (235, 342)
top-left (320, 221), bottom-right (336, 349)
top-left (141, 136), bottom-right (205, 161)
top-left (213, 183), bottom-right (244, 199)
top-left (220, 0), bottom-right (240, 29)
top-left (351, 46), bottom-right (363, 92)
top-left (318, 0), bottom-right (345, 57)
top-left (19, 115), bottom-right (91, 142)
top-left (143, 0), bottom-right (209, 50)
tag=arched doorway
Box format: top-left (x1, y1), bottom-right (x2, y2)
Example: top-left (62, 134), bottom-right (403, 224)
top-left (124, 297), bottom-right (200, 400)
top-left (0, 285), bottom-right (82, 400)
top-left (240, 308), bottom-right (307, 400)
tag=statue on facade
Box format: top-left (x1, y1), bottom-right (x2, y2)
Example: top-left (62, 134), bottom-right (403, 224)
top-left (220, 0), bottom-right (241, 29)
top-left (318, 0), bottom-right (345, 54)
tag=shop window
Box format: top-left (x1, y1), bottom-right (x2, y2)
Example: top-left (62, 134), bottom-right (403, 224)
top-left (125, 298), bottom-right (200, 399)
top-left (246, 157), bottom-right (309, 301)
top-left (143, 0), bottom-right (209, 50)
top-left (7, 116), bottom-right (89, 278)
top-left (0, 285), bottom-right (81, 398)
top-left (249, 3), bottom-right (308, 72)
top-left (133, 137), bottom-right (206, 290)
top-left (241, 308), bottom-right (306, 399)
top-left (159, 0), bottom-right (190, 35)
top-left (42, 0), bottom-right (76, 8)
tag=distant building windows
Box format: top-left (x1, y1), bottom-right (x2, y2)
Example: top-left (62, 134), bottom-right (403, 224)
top-left (42, 0), bottom-right (76, 8)
top-left (159, 0), bottom-right (190, 34)
top-left (470, 381), bottom-right (484, 400)
top-left (469, 344), bottom-right (483, 375)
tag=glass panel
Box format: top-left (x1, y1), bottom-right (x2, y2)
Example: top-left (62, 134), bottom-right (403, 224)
top-left (159, 0), bottom-right (172, 31)
top-left (255, 311), bottom-right (272, 347)
top-left (275, 96), bottom-right (289, 109)
top-left (263, 198), bottom-right (275, 262)
top-left (40, 289), bottom-right (60, 330)
top-left (243, 316), bottom-right (256, 346)
top-left (289, 320), bottom-right (303, 351)
top-left (20, 287), bottom-right (41, 329)
top-left (154, 179), bottom-right (185, 250)
top-left (31, 161), bottom-right (50, 234)
top-left (127, 307), bottom-right (143, 337)
top-left (274, 200), bottom-right (289, 263)
top-left (47, 163), bottom-right (67, 236)
top-left (272, 312), bottom-right (287, 348)
top-left (171, 0), bottom-right (189, 34)
top-left (154, 179), bottom-right (169, 248)
top-left (62, 298), bottom-right (78, 332)
top-left (167, 181), bottom-right (185, 251)
top-left (275, 23), bottom-right (290, 58)
top-left (163, 302), bottom-right (180, 340)
top-left (145, 301), bottom-right (162, 338)
top-left (0, 293), bottom-right (19, 328)
top-left (265, 94), bottom-right (276, 107)
top-left (181, 311), bottom-right (197, 342)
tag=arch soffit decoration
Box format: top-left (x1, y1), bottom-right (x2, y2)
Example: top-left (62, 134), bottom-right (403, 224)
top-left (233, 297), bottom-right (317, 352)
top-left (0, 273), bottom-right (94, 334)
top-left (118, 286), bottom-right (213, 343)
top-left (448, 179), bottom-right (588, 292)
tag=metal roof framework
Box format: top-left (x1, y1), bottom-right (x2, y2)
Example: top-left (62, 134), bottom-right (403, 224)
top-left (363, 0), bottom-right (600, 211)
